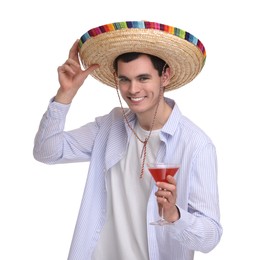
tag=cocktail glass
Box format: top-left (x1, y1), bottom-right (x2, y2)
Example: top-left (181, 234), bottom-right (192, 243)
top-left (147, 162), bottom-right (179, 225)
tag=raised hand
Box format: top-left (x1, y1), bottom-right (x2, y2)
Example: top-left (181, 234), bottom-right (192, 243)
top-left (55, 39), bottom-right (99, 104)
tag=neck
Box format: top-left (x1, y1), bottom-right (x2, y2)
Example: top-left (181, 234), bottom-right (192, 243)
top-left (137, 99), bottom-right (172, 131)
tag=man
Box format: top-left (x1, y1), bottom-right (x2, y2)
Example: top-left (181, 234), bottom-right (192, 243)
top-left (33, 21), bottom-right (222, 260)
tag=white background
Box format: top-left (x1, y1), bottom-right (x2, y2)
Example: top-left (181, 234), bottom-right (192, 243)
top-left (0, 0), bottom-right (254, 259)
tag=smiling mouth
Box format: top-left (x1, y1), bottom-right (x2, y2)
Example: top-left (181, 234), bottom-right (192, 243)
top-left (129, 97), bottom-right (145, 102)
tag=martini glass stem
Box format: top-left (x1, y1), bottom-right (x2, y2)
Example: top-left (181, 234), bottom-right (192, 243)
top-left (160, 207), bottom-right (164, 221)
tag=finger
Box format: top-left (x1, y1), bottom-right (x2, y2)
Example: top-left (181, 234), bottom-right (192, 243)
top-left (58, 63), bottom-right (75, 76)
top-left (65, 58), bottom-right (81, 70)
top-left (68, 39), bottom-right (80, 62)
top-left (157, 182), bottom-right (176, 192)
top-left (156, 189), bottom-right (172, 198)
top-left (58, 60), bottom-right (79, 76)
top-left (165, 191), bottom-right (174, 204)
top-left (157, 196), bottom-right (169, 205)
top-left (166, 175), bottom-right (176, 185)
top-left (73, 64), bottom-right (99, 86)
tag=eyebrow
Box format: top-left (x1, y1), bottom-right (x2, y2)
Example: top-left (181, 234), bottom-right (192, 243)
top-left (118, 73), bottom-right (152, 79)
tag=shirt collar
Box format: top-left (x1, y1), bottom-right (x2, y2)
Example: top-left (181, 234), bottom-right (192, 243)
top-left (161, 97), bottom-right (182, 136)
top-left (124, 97), bottom-right (182, 137)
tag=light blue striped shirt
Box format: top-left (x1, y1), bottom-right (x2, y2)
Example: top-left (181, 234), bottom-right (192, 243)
top-left (33, 98), bottom-right (222, 260)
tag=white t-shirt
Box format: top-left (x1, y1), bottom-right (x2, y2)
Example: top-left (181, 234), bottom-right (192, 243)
top-left (92, 122), bottom-right (161, 260)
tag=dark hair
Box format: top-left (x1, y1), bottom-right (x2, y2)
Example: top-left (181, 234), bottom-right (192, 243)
top-left (113, 52), bottom-right (168, 76)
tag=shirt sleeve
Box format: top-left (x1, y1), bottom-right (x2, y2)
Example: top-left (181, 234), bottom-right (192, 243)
top-left (164, 143), bottom-right (223, 253)
top-left (33, 98), bottom-right (99, 164)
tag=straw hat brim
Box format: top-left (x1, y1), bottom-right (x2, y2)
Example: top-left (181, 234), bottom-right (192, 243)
top-left (79, 21), bottom-right (206, 91)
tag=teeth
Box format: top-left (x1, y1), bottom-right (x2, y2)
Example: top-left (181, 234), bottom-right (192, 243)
top-left (131, 97), bottom-right (144, 101)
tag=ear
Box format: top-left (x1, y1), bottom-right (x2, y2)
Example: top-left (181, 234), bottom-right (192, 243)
top-left (162, 67), bottom-right (171, 87)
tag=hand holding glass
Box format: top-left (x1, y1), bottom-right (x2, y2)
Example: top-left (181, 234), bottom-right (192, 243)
top-left (147, 162), bottom-right (179, 225)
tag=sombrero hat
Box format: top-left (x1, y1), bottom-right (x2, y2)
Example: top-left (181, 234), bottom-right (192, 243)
top-left (78, 21), bottom-right (206, 91)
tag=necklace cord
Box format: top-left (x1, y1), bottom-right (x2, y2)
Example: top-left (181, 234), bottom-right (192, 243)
top-left (113, 72), bottom-right (164, 178)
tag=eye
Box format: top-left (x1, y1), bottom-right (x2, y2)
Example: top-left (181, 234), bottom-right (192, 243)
top-left (119, 78), bottom-right (127, 82)
top-left (118, 77), bottom-right (129, 83)
top-left (139, 76), bottom-right (150, 82)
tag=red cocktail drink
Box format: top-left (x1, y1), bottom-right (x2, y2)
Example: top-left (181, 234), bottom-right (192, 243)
top-left (148, 167), bottom-right (179, 183)
top-left (147, 163), bottom-right (180, 225)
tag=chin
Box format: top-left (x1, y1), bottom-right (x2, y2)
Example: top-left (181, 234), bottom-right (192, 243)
top-left (128, 105), bottom-right (147, 114)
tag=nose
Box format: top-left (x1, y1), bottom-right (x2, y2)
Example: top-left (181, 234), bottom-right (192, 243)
top-left (128, 81), bottom-right (140, 94)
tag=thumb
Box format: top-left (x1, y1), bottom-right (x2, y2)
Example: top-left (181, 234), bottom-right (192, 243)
top-left (82, 64), bottom-right (100, 77)
top-left (77, 64), bottom-right (100, 86)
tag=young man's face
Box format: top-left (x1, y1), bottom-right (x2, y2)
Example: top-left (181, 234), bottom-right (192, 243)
top-left (116, 54), bottom-right (164, 116)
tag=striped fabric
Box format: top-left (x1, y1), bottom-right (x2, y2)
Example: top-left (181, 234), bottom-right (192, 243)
top-left (79, 21), bottom-right (206, 58)
top-left (33, 98), bottom-right (222, 260)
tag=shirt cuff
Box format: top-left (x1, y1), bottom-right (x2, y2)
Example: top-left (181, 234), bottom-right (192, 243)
top-left (47, 97), bottom-right (71, 119)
